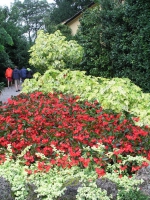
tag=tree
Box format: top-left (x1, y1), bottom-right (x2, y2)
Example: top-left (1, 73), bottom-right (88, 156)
top-left (4, 22), bottom-right (30, 68)
top-left (10, 0), bottom-right (52, 44)
top-left (46, 23), bottom-right (73, 40)
top-left (0, 4), bottom-right (32, 84)
top-left (0, 7), bottom-right (13, 52)
top-left (1, 3), bottom-right (30, 68)
top-left (76, 0), bottom-right (150, 92)
top-left (0, 6), bottom-right (14, 83)
top-left (0, 27), bottom-right (13, 52)
top-left (55, 24), bottom-right (73, 40)
top-left (98, 0), bottom-right (150, 92)
top-left (72, 0), bottom-right (96, 11)
top-left (29, 30), bottom-right (84, 74)
top-left (75, 6), bottom-right (103, 76)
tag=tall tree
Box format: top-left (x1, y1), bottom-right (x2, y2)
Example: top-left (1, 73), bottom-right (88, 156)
top-left (75, 5), bottom-right (102, 76)
top-left (0, 4), bottom-right (32, 84)
top-left (4, 20), bottom-right (30, 68)
top-left (0, 2), bottom-right (30, 68)
top-left (0, 7), bottom-right (13, 53)
top-left (0, 6), bottom-right (14, 83)
top-left (9, 0), bottom-right (52, 44)
top-left (76, 0), bottom-right (150, 92)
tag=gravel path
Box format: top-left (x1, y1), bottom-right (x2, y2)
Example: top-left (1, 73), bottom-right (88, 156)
top-left (0, 85), bottom-right (22, 104)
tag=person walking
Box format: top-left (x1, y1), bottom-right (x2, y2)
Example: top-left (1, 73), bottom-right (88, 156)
top-left (12, 66), bottom-right (21, 92)
top-left (5, 67), bottom-right (13, 88)
top-left (20, 66), bottom-right (27, 82)
top-left (26, 68), bottom-right (33, 79)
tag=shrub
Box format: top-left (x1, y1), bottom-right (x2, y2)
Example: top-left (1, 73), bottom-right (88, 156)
top-left (0, 92), bottom-right (149, 175)
top-left (0, 82), bottom-right (5, 93)
top-left (22, 69), bottom-right (150, 126)
top-left (0, 146), bottom-right (148, 200)
top-left (29, 30), bottom-right (83, 74)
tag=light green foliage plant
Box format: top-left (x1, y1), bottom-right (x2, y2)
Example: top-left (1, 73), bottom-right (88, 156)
top-left (104, 173), bottom-right (146, 200)
top-left (29, 30), bottom-right (84, 73)
top-left (0, 145), bottom-right (30, 200)
top-left (76, 182), bottom-right (110, 200)
top-left (22, 68), bottom-right (150, 126)
top-left (29, 167), bottom-right (67, 200)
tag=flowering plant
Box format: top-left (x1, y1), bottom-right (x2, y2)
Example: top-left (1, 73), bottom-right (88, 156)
top-left (0, 92), bottom-right (149, 177)
top-left (0, 145), bottom-right (148, 200)
top-left (22, 69), bottom-right (150, 126)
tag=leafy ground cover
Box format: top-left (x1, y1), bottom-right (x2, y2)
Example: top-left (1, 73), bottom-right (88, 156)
top-left (0, 92), bottom-right (149, 175)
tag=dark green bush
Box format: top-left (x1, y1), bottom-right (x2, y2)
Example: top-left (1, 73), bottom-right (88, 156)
top-left (118, 189), bottom-right (150, 200)
top-left (75, 0), bottom-right (150, 92)
top-left (0, 82), bottom-right (5, 93)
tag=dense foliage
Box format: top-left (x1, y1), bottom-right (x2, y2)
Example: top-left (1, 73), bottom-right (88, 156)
top-left (0, 0), bottom-right (53, 83)
top-left (1, 0), bottom-right (150, 92)
top-left (75, 6), bottom-right (102, 76)
top-left (0, 4), bottom-right (31, 83)
top-left (0, 7), bottom-right (13, 82)
top-left (29, 30), bottom-right (83, 73)
top-left (76, 0), bottom-right (150, 92)
top-left (22, 69), bottom-right (150, 126)
top-left (10, 0), bottom-right (52, 44)
top-left (0, 91), bottom-right (149, 199)
top-left (0, 82), bottom-right (5, 94)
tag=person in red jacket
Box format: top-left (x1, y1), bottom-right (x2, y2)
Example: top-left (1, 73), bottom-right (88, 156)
top-left (5, 67), bottom-right (13, 88)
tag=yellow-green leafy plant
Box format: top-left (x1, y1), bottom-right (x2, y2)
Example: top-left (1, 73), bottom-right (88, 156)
top-left (29, 30), bottom-right (84, 73)
top-left (22, 68), bottom-right (150, 126)
top-left (0, 145), bottom-right (148, 200)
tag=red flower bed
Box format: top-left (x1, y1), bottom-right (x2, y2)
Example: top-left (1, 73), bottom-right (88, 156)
top-left (0, 92), bottom-right (149, 175)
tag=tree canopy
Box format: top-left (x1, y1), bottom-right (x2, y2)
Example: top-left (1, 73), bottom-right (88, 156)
top-left (9, 0), bottom-right (52, 44)
top-left (0, 7), bottom-right (13, 53)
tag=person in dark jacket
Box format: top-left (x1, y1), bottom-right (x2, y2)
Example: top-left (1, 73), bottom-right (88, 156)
top-left (12, 66), bottom-right (21, 92)
top-left (20, 67), bottom-right (27, 82)
top-left (26, 68), bottom-right (33, 79)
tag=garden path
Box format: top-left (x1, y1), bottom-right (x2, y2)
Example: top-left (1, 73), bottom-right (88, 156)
top-left (0, 84), bottom-right (22, 104)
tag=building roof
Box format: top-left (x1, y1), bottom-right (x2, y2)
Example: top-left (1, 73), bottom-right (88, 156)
top-left (63, 2), bottom-right (95, 25)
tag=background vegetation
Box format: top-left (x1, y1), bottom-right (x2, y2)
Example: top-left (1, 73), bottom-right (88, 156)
top-left (75, 0), bottom-right (150, 92)
top-left (0, 0), bottom-right (150, 93)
